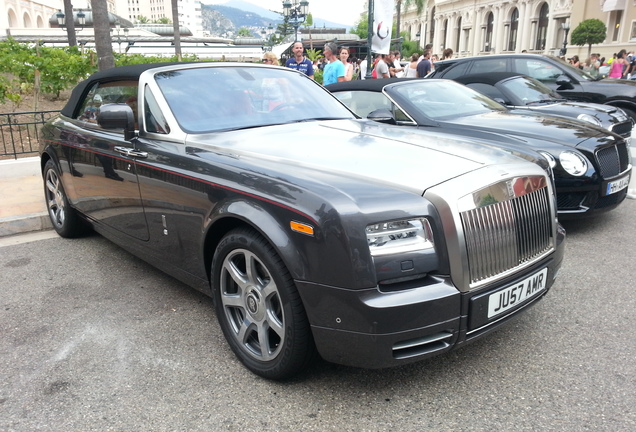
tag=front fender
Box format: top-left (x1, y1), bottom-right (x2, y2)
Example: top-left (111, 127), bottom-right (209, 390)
top-left (203, 198), bottom-right (317, 287)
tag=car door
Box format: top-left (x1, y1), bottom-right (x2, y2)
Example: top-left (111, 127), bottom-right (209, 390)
top-left (67, 80), bottom-right (149, 241)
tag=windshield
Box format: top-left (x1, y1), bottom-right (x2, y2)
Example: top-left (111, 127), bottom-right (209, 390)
top-left (154, 66), bottom-right (354, 133)
top-left (501, 76), bottom-right (562, 104)
top-left (390, 80), bottom-right (507, 120)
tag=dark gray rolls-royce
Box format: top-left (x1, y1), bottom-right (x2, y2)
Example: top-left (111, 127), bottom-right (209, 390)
top-left (39, 63), bottom-right (565, 380)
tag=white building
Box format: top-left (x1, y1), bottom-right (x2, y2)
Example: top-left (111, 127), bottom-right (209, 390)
top-left (2, 0), bottom-right (204, 37)
top-left (395, 0), bottom-right (635, 59)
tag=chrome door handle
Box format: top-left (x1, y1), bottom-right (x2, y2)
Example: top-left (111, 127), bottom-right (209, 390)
top-left (114, 146), bottom-right (148, 158)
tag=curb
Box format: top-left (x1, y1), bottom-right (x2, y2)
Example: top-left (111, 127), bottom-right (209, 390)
top-left (0, 213), bottom-right (51, 237)
top-left (0, 156), bottom-right (40, 178)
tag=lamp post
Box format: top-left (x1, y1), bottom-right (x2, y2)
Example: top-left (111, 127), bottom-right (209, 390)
top-left (111, 22), bottom-right (129, 54)
top-left (261, 24), bottom-right (276, 51)
top-left (56, 8), bottom-right (85, 47)
top-left (415, 32), bottom-right (421, 49)
top-left (560, 21), bottom-right (571, 57)
top-left (283, 0), bottom-right (309, 42)
top-left (56, 9), bottom-right (86, 30)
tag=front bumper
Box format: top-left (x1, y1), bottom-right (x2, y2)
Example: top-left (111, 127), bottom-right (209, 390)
top-left (556, 169), bottom-right (631, 218)
top-left (297, 227), bottom-right (565, 369)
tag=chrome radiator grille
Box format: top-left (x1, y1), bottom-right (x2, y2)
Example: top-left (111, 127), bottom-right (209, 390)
top-left (460, 185), bottom-right (553, 286)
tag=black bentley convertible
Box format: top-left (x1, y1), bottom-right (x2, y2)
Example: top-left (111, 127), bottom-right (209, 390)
top-left (327, 78), bottom-right (632, 218)
top-left (40, 63), bottom-right (565, 379)
top-left (452, 72), bottom-right (633, 139)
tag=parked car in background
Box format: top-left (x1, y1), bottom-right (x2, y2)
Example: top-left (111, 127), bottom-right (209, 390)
top-left (427, 54), bottom-right (636, 122)
top-left (452, 72), bottom-right (633, 140)
top-left (39, 63), bottom-right (565, 380)
top-left (327, 78), bottom-right (632, 218)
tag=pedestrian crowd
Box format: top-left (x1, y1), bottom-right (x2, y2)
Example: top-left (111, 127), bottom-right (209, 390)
top-left (261, 41), bottom-right (454, 83)
top-left (263, 42), bottom-right (636, 83)
top-left (568, 49), bottom-right (636, 79)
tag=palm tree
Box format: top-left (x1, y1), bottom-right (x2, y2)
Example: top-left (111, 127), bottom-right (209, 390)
top-left (395, 0), bottom-right (426, 46)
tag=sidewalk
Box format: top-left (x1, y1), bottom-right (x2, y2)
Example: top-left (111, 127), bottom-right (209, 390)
top-left (0, 157), bottom-right (51, 237)
top-left (2, 145), bottom-right (636, 238)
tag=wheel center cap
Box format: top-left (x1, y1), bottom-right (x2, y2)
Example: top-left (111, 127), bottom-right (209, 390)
top-left (246, 290), bottom-right (260, 315)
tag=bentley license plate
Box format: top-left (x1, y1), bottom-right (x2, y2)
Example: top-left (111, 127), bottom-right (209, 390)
top-left (606, 175), bottom-right (630, 195)
top-left (487, 268), bottom-right (548, 319)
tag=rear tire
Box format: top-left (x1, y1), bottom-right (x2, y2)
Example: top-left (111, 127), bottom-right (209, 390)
top-left (211, 227), bottom-right (315, 380)
top-left (43, 160), bottom-right (87, 238)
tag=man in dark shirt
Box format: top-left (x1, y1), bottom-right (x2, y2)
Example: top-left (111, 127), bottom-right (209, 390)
top-left (416, 51), bottom-right (432, 78)
top-left (285, 41), bottom-right (315, 80)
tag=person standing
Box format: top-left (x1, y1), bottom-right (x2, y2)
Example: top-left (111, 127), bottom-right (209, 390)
top-left (374, 53), bottom-right (390, 78)
top-left (322, 42), bottom-right (345, 85)
top-left (404, 53), bottom-right (420, 78)
top-left (416, 51), bottom-right (432, 77)
top-left (339, 47), bottom-right (354, 81)
top-left (285, 41), bottom-right (315, 79)
top-left (262, 52), bottom-right (279, 65)
top-left (609, 50), bottom-right (628, 78)
top-left (391, 51), bottom-right (405, 78)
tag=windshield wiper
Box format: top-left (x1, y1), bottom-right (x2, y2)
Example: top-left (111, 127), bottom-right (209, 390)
top-left (525, 99), bottom-right (557, 105)
top-left (293, 117), bottom-right (351, 122)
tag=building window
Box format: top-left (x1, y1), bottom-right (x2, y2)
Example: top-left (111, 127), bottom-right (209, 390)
top-left (428, 6), bottom-right (436, 46)
top-left (631, 21), bottom-right (636, 40)
top-left (442, 19), bottom-right (449, 49)
top-left (485, 12), bottom-right (494, 51)
top-left (611, 10), bottom-right (623, 41)
top-left (508, 8), bottom-right (519, 51)
top-left (455, 17), bottom-right (462, 52)
top-left (535, 3), bottom-right (549, 50)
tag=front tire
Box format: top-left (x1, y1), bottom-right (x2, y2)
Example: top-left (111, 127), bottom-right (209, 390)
top-left (211, 228), bottom-right (315, 380)
top-left (43, 159), bottom-right (86, 238)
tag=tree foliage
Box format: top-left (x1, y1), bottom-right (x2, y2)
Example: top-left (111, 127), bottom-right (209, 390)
top-left (350, 13), bottom-right (368, 39)
top-left (305, 48), bottom-right (323, 62)
top-left (570, 19), bottom-right (607, 58)
top-left (0, 39), bottom-right (94, 106)
top-left (237, 27), bottom-right (252, 37)
top-left (0, 39), bottom-right (203, 108)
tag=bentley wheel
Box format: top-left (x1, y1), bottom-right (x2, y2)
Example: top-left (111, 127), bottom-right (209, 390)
top-left (212, 228), bottom-right (315, 380)
top-left (43, 160), bottom-right (86, 238)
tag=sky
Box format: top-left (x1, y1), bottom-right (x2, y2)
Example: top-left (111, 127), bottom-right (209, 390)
top-left (201, 0), bottom-right (368, 28)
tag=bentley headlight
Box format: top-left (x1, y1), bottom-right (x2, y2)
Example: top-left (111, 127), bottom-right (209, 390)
top-left (577, 113), bottom-right (602, 127)
top-left (366, 218), bottom-right (434, 256)
top-left (559, 151), bottom-right (588, 176)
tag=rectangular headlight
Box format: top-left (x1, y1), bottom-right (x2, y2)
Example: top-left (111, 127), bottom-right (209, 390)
top-left (366, 218), bottom-right (434, 257)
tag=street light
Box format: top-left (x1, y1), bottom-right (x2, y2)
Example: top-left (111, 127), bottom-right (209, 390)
top-left (56, 9), bottom-right (86, 31)
top-left (283, 0), bottom-right (309, 42)
top-left (261, 23), bottom-right (276, 51)
top-left (111, 22), bottom-right (130, 54)
top-left (560, 21), bottom-right (571, 57)
top-left (415, 32), bottom-right (421, 49)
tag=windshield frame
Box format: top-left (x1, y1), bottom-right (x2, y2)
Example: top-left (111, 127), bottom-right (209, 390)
top-left (153, 65), bottom-right (355, 134)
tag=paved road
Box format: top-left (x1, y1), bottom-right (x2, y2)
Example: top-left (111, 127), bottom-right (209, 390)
top-left (1, 201), bottom-right (635, 432)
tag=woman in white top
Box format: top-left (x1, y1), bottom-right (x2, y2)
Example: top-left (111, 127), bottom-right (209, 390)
top-left (339, 47), bottom-right (354, 81)
top-left (404, 53), bottom-right (420, 78)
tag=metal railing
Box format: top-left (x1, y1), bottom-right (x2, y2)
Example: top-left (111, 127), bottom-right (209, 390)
top-left (0, 110), bottom-right (59, 160)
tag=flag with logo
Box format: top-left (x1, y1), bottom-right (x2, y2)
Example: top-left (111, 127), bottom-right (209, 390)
top-left (372, 0), bottom-right (393, 54)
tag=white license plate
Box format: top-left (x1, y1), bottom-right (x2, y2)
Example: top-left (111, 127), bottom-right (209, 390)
top-left (487, 268), bottom-right (548, 319)
top-left (606, 175), bottom-right (630, 195)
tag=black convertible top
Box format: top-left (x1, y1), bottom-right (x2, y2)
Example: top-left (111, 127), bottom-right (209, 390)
top-left (60, 62), bottom-right (183, 117)
top-left (452, 72), bottom-right (530, 86)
